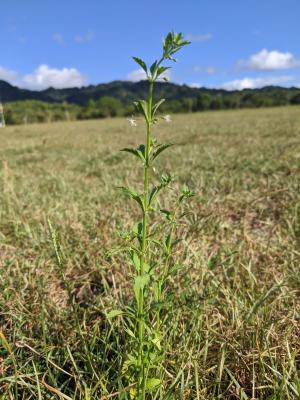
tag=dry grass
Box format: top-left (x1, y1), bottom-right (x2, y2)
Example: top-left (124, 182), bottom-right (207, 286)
top-left (1, 106), bottom-right (300, 398)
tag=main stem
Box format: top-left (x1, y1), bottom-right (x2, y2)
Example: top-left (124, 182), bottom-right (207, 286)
top-left (156, 212), bottom-right (176, 334)
top-left (137, 79), bottom-right (153, 398)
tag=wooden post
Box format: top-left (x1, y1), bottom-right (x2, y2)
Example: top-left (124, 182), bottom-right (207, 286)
top-left (0, 102), bottom-right (5, 128)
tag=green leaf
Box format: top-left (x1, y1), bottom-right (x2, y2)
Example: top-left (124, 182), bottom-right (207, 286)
top-left (151, 143), bottom-right (174, 161)
top-left (133, 222), bottom-right (143, 236)
top-left (151, 335), bottom-right (161, 351)
top-left (121, 145), bottom-right (145, 162)
top-left (150, 61), bottom-right (158, 77)
top-left (134, 274), bottom-right (150, 303)
top-left (160, 209), bottom-right (171, 220)
top-left (118, 186), bottom-right (145, 212)
top-left (148, 186), bottom-right (160, 207)
top-left (106, 310), bottom-right (123, 319)
top-left (132, 56), bottom-right (148, 75)
top-left (160, 173), bottom-right (173, 186)
top-left (152, 99), bottom-right (165, 117)
top-left (165, 233), bottom-right (171, 249)
top-left (145, 378), bottom-right (161, 391)
top-left (124, 327), bottom-right (135, 338)
top-left (157, 66), bottom-right (170, 78)
top-left (130, 249), bottom-right (140, 272)
top-left (121, 148), bottom-right (141, 160)
top-left (144, 263), bottom-right (151, 273)
top-left (134, 100), bottom-right (149, 121)
top-left (179, 186), bottom-right (195, 203)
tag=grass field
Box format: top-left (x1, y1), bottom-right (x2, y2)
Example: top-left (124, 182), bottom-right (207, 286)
top-left (1, 106), bottom-right (300, 399)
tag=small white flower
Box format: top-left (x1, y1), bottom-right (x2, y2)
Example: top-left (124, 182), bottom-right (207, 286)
top-left (163, 114), bottom-right (171, 123)
top-left (127, 117), bottom-right (137, 127)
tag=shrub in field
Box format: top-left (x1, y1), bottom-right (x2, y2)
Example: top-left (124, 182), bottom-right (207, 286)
top-left (107, 32), bottom-right (192, 398)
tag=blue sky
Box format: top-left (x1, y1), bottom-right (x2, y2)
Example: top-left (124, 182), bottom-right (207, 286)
top-left (1, 0), bottom-right (300, 90)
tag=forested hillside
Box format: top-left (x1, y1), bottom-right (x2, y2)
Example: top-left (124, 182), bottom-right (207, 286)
top-left (1, 79), bottom-right (300, 125)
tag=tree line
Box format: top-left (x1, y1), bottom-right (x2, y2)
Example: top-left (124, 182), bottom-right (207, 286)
top-left (3, 88), bottom-right (300, 125)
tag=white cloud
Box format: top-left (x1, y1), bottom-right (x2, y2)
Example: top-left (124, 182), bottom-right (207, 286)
top-left (0, 65), bottom-right (87, 90)
top-left (127, 68), bottom-right (171, 82)
top-left (53, 33), bottom-right (65, 46)
top-left (193, 65), bottom-right (218, 74)
top-left (74, 30), bottom-right (95, 43)
top-left (240, 49), bottom-right (300, 71)
top-left (221, 75), bottom-right (294, 90)
top-left (0, 66), bottom-right (19, 85)
top-left (23, 65), bottom-right (86, 89)
top-left (186, 33), bottom-right (212, 42)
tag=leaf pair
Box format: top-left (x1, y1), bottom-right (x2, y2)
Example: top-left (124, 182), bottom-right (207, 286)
top-left (132, 56), bottom-right (170, 82)
top-left (134, 98), bottom-right (166, 122)
top-left (121, 143), bottom-right (174, 165)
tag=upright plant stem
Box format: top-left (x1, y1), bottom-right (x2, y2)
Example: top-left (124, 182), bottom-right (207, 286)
top-left (156, 210), bottom-right (176, 334)
top-left (137, 79), bottom-right (153, 397)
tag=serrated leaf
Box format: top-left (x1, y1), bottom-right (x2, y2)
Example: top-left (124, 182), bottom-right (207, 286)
top-left (145, 378), bottom-right (161, 391)
top-left (134, 274), bottom-right (150, 303)
top-left (151, 143), bottom-right (174, 161)
top-left (106, 310), bottom-right (123, 319)
top-left (132, 56), bottom-right (148, 75)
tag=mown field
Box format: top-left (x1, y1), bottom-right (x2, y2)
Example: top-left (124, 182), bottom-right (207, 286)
top-left (1, 106), bottom-right (300, 399)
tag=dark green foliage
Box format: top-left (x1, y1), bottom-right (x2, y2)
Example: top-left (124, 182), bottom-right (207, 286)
top-left (2, 78), bottom-right (300, 125)
top-left (3, 100), bottom-right (80, 125)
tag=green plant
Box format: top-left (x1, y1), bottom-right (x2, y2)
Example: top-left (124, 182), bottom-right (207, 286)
top-left (108, 32), bottom-right (192, 398)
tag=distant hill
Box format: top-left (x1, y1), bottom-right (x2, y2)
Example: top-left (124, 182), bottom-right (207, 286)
top-left (1, 79), bottom-right (300, 106)
top-left (1, 79), bottom-right (300, 125)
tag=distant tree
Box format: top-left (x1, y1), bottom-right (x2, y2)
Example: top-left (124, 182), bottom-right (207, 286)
top-left (291, 93), bottom-right (300, 105)
top-left (97, 96), bottom-right (123, 117)
top-left (196, 93), bottom-right (212, 111)
top-left (180, 98), bottom-right (194, 113)
top-left (211, 94), bottom-right (224, 110)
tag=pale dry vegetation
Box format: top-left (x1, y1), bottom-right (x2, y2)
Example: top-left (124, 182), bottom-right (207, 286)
top-left (1, 107), bottom-right (300, 398)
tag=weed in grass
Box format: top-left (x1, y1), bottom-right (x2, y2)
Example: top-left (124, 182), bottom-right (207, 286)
top-left (2, 98), bottom-right (300, 398)
top-left (107, 32), bottom-right (193, 398)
